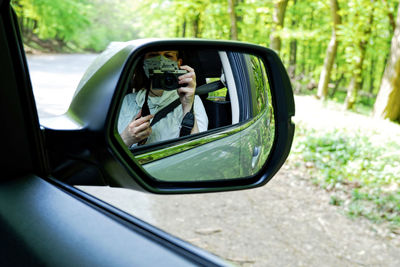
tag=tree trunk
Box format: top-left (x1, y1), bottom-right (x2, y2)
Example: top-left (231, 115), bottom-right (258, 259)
top-left (379, 0), bottom-right (396, 90)
top-left (383, 0), bottom-right (396, 31)
top-left (345, 60), bottom-right (363, 110)
top-left (289, 40), bottom-right (297, 79)
top-left (316, 0), bottom-right (341, 100)
top-left (288, 0), bottom-right (297, 79)
top-left (182, 19), bottom-right (187, 37)
top-left (270, 0), bottom-right (289, 53)
top-left (192, 14), bottom-right (201, 38)
top-left (345, 4), bottom-right (374, 110)
top-left (344, 46), bottom-right (367, 109)
top-left (373, 4), bottom-right (400, 123)
top-left (302, 9), bottom-right (314, 76)
top-left (369, 55), bottom-right (375, 94)
top-left (330, 73), bottom-right (344, 98)
top-left (236, 0), bottom-right (243, 37)
top-left (228, 0), bottom-right (238, 40)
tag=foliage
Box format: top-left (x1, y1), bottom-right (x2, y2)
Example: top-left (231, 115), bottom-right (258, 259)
top-left (72, 0), bottom-right (140, 51)
top-left (291, 125), bottom-right (400, 226)
top-left (13, 0), bottom-right (400, 112)
top-left (13, 0), bottom-right (90, 41)
top-left (12, 0), bottom-right (139, 52)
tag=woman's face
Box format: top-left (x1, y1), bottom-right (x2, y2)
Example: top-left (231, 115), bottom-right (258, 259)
top-left (143, 50), bottom-right (182, 96)
top-left (144, 51), bottom-right (181, 65)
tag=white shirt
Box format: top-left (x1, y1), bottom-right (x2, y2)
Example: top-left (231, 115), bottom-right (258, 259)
top-left (118, 89), bottom-right (208, 145)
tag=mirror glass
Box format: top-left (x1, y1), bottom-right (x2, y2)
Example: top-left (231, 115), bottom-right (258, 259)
top-left (117, 48), bottom-right (275, 182)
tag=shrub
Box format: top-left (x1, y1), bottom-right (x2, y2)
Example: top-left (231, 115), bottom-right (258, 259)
top-left (291, 125), bottom-right (400, 226)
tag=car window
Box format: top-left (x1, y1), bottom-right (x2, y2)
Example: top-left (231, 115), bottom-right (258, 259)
top-left (207, 79), bottom-right (228, 102)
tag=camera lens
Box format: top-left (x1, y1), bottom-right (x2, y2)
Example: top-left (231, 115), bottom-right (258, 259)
top-left (163, 73), bottom-right (178, 90)
top-left (165, 75), bottom-right (174, 86)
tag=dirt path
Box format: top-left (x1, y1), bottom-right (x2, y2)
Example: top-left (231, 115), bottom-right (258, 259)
top-left (145, 168), bottom-right (399, 266)
top-left (84, 164), bottom-right (399, 266)
top-left (293, 95), bottom-right (400, 139)
top-left (83, 96), bottom-right (400, 266)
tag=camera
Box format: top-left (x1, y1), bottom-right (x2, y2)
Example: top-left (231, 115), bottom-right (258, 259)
top-left (148, 60), bottom-right (188, 90)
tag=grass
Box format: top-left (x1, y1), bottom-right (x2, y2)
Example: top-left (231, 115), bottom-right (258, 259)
top-left (289, 124), bottom-right (400, 227)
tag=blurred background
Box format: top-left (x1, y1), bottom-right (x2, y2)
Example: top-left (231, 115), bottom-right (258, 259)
top-left (13, 0), bottom-right (400, 266)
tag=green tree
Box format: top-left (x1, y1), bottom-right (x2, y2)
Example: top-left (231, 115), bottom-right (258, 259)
top-left (373, 2), bottom-right (400, 123)
top-left (228, 0), bottom-right (238, 40)
top-left (317, 0), bottom-right (341, 100)
top-left (343, 0), bottom-right (375, 110)
top-left (270, 0), bottom-right (289, 53)
top-left (13, 0), bottom-right (91, 50)
top-left (13, 0), bottom-right (139, 52)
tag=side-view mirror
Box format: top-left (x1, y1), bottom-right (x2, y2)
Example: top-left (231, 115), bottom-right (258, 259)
top-left (42, 39), bottom-right (295, 194)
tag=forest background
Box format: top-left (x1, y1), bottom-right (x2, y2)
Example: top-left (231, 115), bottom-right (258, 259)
top-left (12, 0), bottom-right (400, 230)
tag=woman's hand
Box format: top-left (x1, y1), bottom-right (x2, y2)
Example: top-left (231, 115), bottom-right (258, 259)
top-left (121, 110), bottom-right (153, 147)
top-left (177, 65), bottom-right (196, 114)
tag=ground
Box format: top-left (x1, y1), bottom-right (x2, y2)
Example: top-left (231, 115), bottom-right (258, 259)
top-left (82, 165), bottom-right (400, 267)
top-left (28, 54), bottom-right (400, 266)
top-left (82, 96), bottom-right (400, 267)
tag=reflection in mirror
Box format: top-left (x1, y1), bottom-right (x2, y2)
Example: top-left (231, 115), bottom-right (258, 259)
top-left (117, 48), bottom-right (275, 182)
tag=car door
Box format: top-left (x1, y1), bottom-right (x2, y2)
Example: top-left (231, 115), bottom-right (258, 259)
top-left (0, 1), bottom-right (231, 265)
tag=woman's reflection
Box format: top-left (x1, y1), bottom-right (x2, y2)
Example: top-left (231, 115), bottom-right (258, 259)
top-left (118, 50), bottom-right (208, 147)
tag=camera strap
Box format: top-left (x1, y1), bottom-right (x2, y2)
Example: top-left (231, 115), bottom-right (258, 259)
top-left (141, 88), bottom-right (151, 117)
top-left (150, 98), bottom-right (181, 127)
top-left (137, 89), bottom-right (151, 146)
top-left (177, 80), bottom-right (224, 137)
top-left (148, 97), bottom-right (194, 137)
top-left (138, 90), bottom-right (184, 146)
top-left (179, 106), bottom-right (194, 137)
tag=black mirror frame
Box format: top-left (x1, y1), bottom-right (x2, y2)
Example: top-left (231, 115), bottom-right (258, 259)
top-left (43, 39), bottom-right (294, 194)
top-left (107, 39), bottom-right (294, 194)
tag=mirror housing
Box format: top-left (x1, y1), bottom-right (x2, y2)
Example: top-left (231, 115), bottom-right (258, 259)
top-left (42, 39), bottom-right (295, 194)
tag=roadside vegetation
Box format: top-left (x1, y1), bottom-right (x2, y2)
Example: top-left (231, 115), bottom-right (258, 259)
top-left (291, 124), bottom-right (400, 228)
top-left (12, 0), bottom-right (140, 52)
top-left (288, 95), bottom-right (400, 232)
